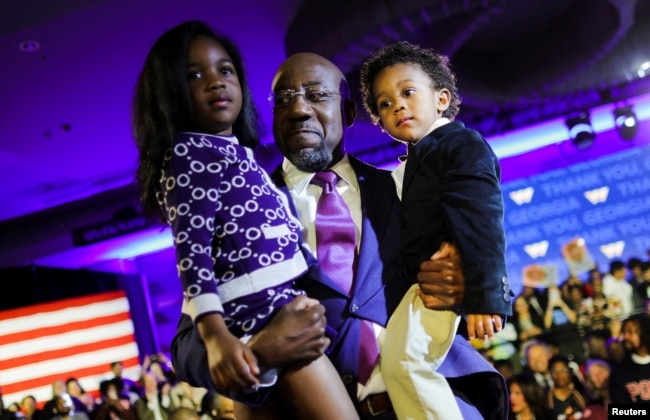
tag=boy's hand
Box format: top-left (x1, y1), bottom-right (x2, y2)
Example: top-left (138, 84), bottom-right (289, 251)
top-left (466, 313), bottom-right (503, 340)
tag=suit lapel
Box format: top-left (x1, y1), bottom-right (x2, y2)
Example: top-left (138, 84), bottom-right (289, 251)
top-left (349, 157), bottom-right (395, 306)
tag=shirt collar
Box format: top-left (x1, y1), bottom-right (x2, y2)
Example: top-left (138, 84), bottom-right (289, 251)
top-left (282, 154), bottom-right (358, 194)
top-left (180, 131), bottom-right (239, 144)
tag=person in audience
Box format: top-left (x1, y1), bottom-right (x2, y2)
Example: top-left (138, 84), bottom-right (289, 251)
top-left (508, 373), bottom-right (553, 420)
top-left (609, 312), bottom-right (650, 403)
top-left (19, 396), bottom-right (41, 420)
top-left (169, 381), bottom-right (205, 412)
top-left (522, 340), bottom-right (554, 391)
top-left (583, 359), bottom-right (611, 407)
top-left (633, 261), bottom-right (650, 313)
top-left (91, 380), bottom-right (137, 420)
top-left (215, 397), bottom-right (234, 420)
top-left (627, 257), bottom-right (644, 289)
top-left (40, 380), bottom-right (84, 420)
top-left (520, 286), bottom-right (548, 328)
top-left (543, 286), bottom-right (577, 330)
top-left (585, 329), bottom-right (611, 361)
top-left (65, 378), bottom-right (93, 413)
top-left (513, 295), bottom-right (544, 344)
top-left (494, 359), bottom-right (516, 382)
top-left (169, 407), bottom-right (200, 420)
top-left (133, 372), bottom-right (176, 420)
top-left (49, 396), bottom-right (88, 420)
top-left (547, 355), bottom-right (587, 419)
top-left (580, 278), bottom-right (611, 335)
top-left (0, 394), bottom-right (17, 420)
top-left (110, 361), bottom-right (143, 403)
top-left (602, 260), bottom-right (633, 318)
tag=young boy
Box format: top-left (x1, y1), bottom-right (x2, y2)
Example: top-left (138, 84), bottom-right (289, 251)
top-left (360, 41), bottom-right (513, 419)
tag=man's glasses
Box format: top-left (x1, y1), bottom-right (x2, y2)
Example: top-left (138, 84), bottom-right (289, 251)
top-left (268, 87), bottom-right (344, 109)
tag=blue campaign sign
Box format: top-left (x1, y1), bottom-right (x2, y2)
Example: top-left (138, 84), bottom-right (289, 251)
top-left (502, 144), bottom-right (650, 295)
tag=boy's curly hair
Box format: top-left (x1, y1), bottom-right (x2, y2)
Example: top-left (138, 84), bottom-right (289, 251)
top-left (359, 41), bottom-right (461, 124)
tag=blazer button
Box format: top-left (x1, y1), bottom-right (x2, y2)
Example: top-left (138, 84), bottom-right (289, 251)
top-left (350, 304), bottom-right (359, 313)
top-left (501, 276), bottom-right (508, 284)
top-left (343, 374), bottom-right (354, 385)
top-left (503, 292), bottom-right (512, 302)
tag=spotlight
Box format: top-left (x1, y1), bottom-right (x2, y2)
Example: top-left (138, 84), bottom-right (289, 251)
top-left (565, 111), bottom-right (595, 149)
top-left (613, 105), bottom-right (638, 140)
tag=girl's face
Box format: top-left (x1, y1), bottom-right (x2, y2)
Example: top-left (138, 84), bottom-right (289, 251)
top-left (509, 383), bottom-right (528, 414)
top-left (187, 35), bottom-right (242, 135)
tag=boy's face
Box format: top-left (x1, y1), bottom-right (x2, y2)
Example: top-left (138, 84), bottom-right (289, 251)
top-left (372, 62), bottom-right (450, 143)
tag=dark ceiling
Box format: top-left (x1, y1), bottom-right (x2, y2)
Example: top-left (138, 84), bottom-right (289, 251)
top-left (287, 0), bottom-right (650, 134)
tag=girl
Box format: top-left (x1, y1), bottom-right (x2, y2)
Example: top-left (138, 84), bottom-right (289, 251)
top-left (132, 20), bottom-right (357, 420)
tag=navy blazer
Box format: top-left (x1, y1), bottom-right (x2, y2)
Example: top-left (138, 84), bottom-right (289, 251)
top-left (402, 121), bottom-right (513, 316)
top-left (171, 154), bottom-right (508, 418)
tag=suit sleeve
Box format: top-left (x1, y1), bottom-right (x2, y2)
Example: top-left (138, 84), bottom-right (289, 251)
top-left (439, 130), bottom-right (512, 315)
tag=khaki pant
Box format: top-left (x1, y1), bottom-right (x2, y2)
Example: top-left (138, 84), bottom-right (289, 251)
top-left (380, 284), bottom-right (463, 420)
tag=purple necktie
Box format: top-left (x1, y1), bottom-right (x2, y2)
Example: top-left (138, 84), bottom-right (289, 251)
top-left (311, 170), bottom-right (378, 384)
top-left (311, 170), bottom-right (356, 293)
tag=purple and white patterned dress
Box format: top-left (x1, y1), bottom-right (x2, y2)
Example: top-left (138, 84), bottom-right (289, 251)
top-left (158, 132), bottom-right (308, 337)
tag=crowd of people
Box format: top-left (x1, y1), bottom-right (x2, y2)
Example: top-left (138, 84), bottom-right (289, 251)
top-left (0, 356), bottom-right (235, 420)
top-left (478, 256), bottom-right (650, 419)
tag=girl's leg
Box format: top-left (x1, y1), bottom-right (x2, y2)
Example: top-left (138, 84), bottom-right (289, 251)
top-left (233, 397), bottom-right (292, 420)
top-left (278, 354), bottom-right (359, 420)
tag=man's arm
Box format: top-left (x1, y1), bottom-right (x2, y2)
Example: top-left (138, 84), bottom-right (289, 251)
top-left (247, 295), bottom-right (330, 368)
top-left (171, 296), bottom-right (329, 391)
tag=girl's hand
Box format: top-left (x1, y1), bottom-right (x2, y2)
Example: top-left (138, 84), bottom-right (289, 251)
top-left (197, 313), bottom-right (260, 395)
top-left (203, 332), bottom-right (260, 395)
top-left (466, 313), bottom-right (503, 340)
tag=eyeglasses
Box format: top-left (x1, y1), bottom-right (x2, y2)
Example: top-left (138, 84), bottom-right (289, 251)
top-left (268, 87), bottom-right (344, 109)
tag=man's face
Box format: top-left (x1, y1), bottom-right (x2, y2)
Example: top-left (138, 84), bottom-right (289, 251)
top-left (621, 320), bottom-right (641, 352)
top-left (527, 345), bottom-right (549, 373)
top-left (271, 53), bottom-right (353, 172)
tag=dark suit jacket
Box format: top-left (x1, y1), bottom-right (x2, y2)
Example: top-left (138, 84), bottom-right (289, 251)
top-left (171, 154), bottom-right (509, 418)
top-left (402, 121), bottom-right (512, 316)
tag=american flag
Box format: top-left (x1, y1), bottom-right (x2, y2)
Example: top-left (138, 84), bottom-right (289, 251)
top-left (0, 291), bottom-right (141, 406)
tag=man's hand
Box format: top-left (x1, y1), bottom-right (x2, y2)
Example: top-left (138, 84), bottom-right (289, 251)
top-left (248, 295), bottom-right (329, 368)
top-left (416, 242), bottom-right (465, 311)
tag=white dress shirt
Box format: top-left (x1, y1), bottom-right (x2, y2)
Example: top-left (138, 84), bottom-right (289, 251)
top-left (281, 155), bottom-right (387, 400)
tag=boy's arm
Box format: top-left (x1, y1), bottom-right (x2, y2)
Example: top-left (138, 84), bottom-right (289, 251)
top-left (439, 129), bottom-right (512, 316)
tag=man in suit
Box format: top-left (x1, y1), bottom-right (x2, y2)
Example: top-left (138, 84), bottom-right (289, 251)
top-left (171, 52), bottom-right (508, 419)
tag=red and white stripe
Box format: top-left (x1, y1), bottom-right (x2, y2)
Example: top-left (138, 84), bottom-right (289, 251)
top-left (0, 291), bottom-right (141, 406)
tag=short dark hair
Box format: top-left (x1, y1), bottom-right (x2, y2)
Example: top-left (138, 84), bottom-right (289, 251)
top-left (609, 260), bottom-right (625, 274)
top-left (359, 41), bottom-right (461, 124)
